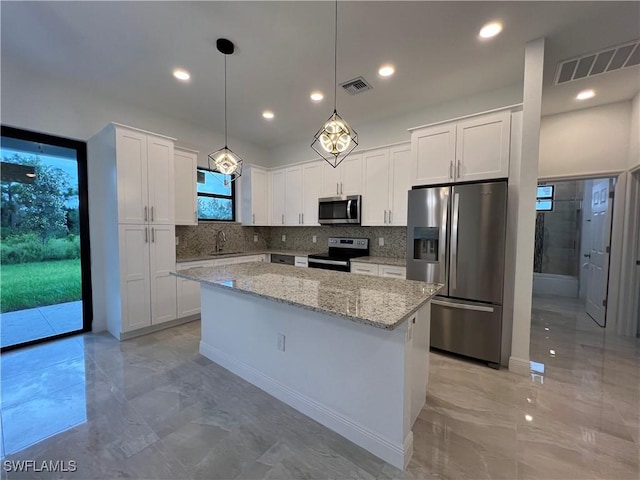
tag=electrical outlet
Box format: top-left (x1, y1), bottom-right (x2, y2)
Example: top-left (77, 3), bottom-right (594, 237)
top-left (312, 235), bottom-right (317, 243)
top-left (282, 235), bottom-right (286, 242)
top-left (277, 333), bottom-right (286, 352)
top-left (253, 234), bottom-right (258, 242)
top-left (378, 237), bottom-right (384, 246)
top-left (175, 236), bottom-right (180, 245)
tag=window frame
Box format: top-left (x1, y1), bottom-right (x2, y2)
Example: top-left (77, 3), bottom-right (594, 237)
top-left (196, 167), bottom-right (236, 222)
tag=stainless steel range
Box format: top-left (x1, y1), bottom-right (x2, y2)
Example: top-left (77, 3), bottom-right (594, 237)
top-left (308, 237), bottom-right (369, 272)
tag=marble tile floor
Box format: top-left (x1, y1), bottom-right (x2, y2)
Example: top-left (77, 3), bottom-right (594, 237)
top-left (0, 294), bottom-right (638, 479)
top-left (0, 301), bottom-right (83, 349)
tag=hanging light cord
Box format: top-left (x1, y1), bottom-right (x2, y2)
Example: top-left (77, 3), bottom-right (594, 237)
top-left (333, 0), bottom-right (338, 114)
top-left (224, 53), bottom-right (228, 148)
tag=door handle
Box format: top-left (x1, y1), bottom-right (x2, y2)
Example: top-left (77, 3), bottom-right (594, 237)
top-left (457, 160), bottom-right (461, 178)
top-left (341, 182), bottom-right (343, 194)
top-left (282, 214), bottom-right (284, 225)
top-left (337, 183), bottom-right (339, 195)
top-left (151, 206), bottom-right (154, 222)
top-left (449, 161), bottom-right (453, 180)
top-left (389, 210), bottom-right (392, 224)
top-left (384, 210), bottom-right (387, 224)
top-left (584, 253), bottom-right (591, 258)
top-left (301, 213), bottom-right (304, 224)
top-left (450, 193), bottom-right (460, 290)
top-left (144, 206), bottom-right (148, 222)
top-left (144, 227), bottom-right (148, 243)
top-left (253, 213), bottom-right (255, 224)
top-left (151, 227), bottom-right (155, 243)
top-left (299, 213), bottom-right (301, 224)
top-left (194, 211), bottom-right (197, 222)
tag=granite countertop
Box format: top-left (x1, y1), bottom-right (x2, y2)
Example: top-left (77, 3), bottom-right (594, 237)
top-left (173, 262), bottom-right (442, 330)
top-left (177, 250), bottom-right (317, 263)
top-left (351, 256), bottom-right (406, 267)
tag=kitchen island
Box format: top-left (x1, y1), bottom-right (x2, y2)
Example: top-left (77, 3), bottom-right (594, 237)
top-left (173, 262), bottom-right (442, 469)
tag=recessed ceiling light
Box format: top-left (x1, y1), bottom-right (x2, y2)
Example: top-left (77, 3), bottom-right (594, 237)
top-left (479, 22), bottom-right (503, 39)
top-left (576, 89), bottom-right (595, 100)
top-left (310, 91), bottom-right (324, 102)
top-left (262, 110), bottom-right (274, 119)
top-left (25, 172), bottom-right (36, 178)
top-left (525, 414), bottom-right (533, 422)
top-left (173, 69), bottom-right (190, 81)
top-left (378, 64), bottom-right (395, 77)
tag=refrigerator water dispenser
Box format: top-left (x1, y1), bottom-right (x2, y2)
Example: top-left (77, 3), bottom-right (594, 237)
top-left (413, 227), bottom-right (439, 261)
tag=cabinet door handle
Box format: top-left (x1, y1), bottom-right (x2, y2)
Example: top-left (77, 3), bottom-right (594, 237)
top-left (384, 210), bottom-right (387, 224)
top-left (457, 160), bottom-right (461, 178)
top-left (449, 161), bottom-right (453, 179)
top-left (337, 183), bottom-right (339, 195)
top-left (340, 182), bottom-right (343, 194)
top-left (282, 214), bottom-right (284, 225)
top-left (151, 206), bottom-right (154, 222)
top-left (253, 213), bottom-right (255, 224)
top-left (145, 227), bottom-right (148, 243)
top-left (194, 211), bottom-right (197, 222)
top-left (151, 227), bottom-right (155, 243)
top-left (144, 206), bottom-right (148, 222)
top-left (301, 213), bottom-right (304, 224)
top-left (389, 210), bottom-right (392, 224)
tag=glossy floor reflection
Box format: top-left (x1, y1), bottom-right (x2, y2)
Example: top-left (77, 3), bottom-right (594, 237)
top-left (1, 295), bottom-right (638, 479)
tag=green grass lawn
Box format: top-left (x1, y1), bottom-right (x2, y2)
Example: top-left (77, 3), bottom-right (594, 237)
top-left (1, 259), bottom-right (81, 313)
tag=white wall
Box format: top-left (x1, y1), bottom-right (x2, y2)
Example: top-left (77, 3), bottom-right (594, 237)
top-left (0, 57), bottom-right (268, 168)
top-left (267, 84), bottom-right (523, 168)
top-left (539, 101), bottom-right (631, 179)
top-left (629, 93), bottom-right (640, 171)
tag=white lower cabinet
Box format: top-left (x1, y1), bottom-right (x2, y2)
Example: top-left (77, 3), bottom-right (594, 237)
top-left (350, 262), bottom-right (406, 279)
top-left (118, 224), bottom-right (177, 333)
top-left (350, 262), bottom-right (380, 276)
top-left (176, 254), bottom-right (267, 318)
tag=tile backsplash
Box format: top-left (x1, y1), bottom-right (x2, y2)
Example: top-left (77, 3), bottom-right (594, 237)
top-left (176, 224), bottom-right (406, 260)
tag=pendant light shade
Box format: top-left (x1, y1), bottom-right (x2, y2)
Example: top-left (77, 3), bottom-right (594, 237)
top-left (209, 38), bottom-right (243, 185)
top-left (311, 0), bottom-right (358, 168)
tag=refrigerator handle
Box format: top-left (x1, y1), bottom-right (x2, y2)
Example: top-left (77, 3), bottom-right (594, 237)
top-left (450, 192), bottom-right (460, 290)
top-left (440, 191), bottom-right (449, 285)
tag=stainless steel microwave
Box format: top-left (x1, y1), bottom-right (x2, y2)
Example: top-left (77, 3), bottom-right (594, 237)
top-left (318, 195), bottom-right (361, 225)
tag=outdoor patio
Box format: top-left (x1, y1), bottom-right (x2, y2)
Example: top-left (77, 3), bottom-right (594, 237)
top-left (0, 300), bottom-right (83, 348)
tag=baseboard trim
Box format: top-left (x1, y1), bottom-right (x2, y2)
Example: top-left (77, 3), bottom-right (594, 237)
top-left (508, 356), bottom-right (530, 376)
top-left (200, 340), bottom-right (409, 470)
top-left (118, 315), bottom-right (200, 341)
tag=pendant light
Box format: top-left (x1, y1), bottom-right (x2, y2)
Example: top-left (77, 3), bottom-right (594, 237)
top-left (311, 0), bottom-right (358, 168)
top-left (208, 38), bottom-right (243, 185)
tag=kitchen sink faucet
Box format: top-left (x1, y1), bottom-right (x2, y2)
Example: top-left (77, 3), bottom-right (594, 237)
top-left (215, 230), bottom-right (227, 253)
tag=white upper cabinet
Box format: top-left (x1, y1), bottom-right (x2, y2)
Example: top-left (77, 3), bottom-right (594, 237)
top-left (241, 165), bottom-right (269, 226)
top-left (411, 110), bottom-right (511, 186)
top-left (302, 162), bottom-right (323, 225)
top-left (147, 136), bottom-right (175, 224)
top-left (174, 147), bottom-right (198, 226)
top-left (455, 111), bottom-right (511, 182)
top-left (114, 125), bottom-right (174, 224)
top-left (270, 169), bottom-right (286, 225)
top-left (362, 144), bottom-right (411, 227)
top-left (285, 166), bottom-right (303, 225)
top-left (389, 144), bottom-right (412, 226)
top-left (411, 124), bottom-right (456, 186)
top-left (320, 153), bottom-right (363, 197)
top-left (362, 148), bottom-right (391, 226)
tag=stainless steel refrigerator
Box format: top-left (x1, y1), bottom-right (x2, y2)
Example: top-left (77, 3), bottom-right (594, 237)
top-left (406, 181), bottom-right (507, 368)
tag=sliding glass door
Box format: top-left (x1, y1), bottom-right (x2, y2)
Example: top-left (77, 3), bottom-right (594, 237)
top-left (0, 126), bottom-right (92, 351)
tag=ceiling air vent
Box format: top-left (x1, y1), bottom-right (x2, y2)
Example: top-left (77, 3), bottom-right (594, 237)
top-left (340, 76), bottom-right (372, 95)
top-left (555, 39), bottom-right (640, 85)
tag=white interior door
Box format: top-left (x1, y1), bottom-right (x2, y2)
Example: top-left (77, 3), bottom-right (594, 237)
top-left (586, 179), bottom-right (612, 326)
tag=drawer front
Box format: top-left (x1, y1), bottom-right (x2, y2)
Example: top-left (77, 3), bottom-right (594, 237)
top-left (294, 256), bottom-right (308, 267)
top-left (271, 254), bottom-right (295, 265)
top-left (350, 263), bottom-right (379, 276)
top-left (176, 260), bottom-right (214, 270)
top-left (380, 266), bottom-right (406, 279)
top-left (236, 255), bottom-right (265, 263)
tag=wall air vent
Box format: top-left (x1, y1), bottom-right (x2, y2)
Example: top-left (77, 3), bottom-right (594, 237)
top-left (340, 77), bottom-right (372, 95)
top-left (555, 39), bottom-right (640, 85)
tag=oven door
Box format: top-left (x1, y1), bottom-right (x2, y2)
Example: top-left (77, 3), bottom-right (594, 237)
top-left (318, 195), bottom-right (361, 225)
top-left (307, 257), bottom-right (350, 272)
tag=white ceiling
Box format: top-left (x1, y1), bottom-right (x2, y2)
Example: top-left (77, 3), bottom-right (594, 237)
top-left (2, 1), bottom-right (639, 150)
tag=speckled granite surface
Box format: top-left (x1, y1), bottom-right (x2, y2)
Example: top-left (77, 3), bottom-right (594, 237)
top-left (352, 256), bottom-right (407, 266)
top-left (173, 262), bottom-right (442, 330)
top-left (177, 250), bottom-right (315, 263)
